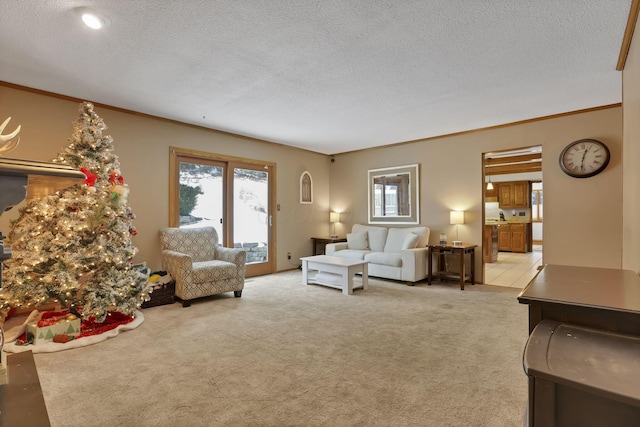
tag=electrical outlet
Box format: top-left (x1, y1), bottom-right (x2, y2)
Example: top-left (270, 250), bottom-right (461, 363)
top-left (287, 252), bottom-right (291, 259)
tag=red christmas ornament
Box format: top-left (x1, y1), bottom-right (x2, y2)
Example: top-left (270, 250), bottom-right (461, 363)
top-left (80, 167), bottom-right (98, 186)
top-left (109, 172), bottom-right (124, 185)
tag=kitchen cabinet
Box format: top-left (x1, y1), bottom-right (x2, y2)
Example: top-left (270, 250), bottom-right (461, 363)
top-left (484, 225), bottom-right (498, 262)
top-left (498, 181), bottom-right (530, 208)
top-left (498, 223), bottom-right (528, 252)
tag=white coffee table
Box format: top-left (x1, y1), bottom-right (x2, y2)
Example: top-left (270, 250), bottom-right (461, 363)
top-left (300, 255), bottom-right (368, 295)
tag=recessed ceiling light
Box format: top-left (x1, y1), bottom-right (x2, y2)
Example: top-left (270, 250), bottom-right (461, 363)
top-left (75, 7), bottom-right (109, 30)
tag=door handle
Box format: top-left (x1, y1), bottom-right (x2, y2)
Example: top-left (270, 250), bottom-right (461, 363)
top-left (269, 215), bottom-right (272, 226)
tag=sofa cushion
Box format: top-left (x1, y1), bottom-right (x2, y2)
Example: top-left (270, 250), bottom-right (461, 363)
top-left (347, 231), bottom-right (369, 250)
top-left (332, 249), bottom-right (370, 260)
top-left (383, 228), bottom-right (410, 253)
top-left (192, 260), bottom-right (237, 283)
top-left (402, 233), bottom-right (420, 250)
top-left (352, 224), bottom-right (388, 252)
top-left (364, 252), bottom-right (402, 267)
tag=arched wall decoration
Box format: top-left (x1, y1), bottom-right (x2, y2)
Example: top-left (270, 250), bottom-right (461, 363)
top-left (300, 171), bottom-right (313, 204)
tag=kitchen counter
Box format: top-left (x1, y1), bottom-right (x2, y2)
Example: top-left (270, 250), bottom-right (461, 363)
top-left (485, 219), bottom-right (531, 225)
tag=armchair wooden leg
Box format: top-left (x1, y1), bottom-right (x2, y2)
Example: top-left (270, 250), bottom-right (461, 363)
top-left (180, 299), bottom-right (191, 308)
top-left (234, 290), bottom-right (242, 298)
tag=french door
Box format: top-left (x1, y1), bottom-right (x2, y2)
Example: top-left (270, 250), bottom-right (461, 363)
top-left (169, 147), bottom-right (275, 277)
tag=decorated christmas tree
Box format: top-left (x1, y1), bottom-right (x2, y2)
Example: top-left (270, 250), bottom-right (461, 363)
top-left (0, 102), bottom-right (149, 322)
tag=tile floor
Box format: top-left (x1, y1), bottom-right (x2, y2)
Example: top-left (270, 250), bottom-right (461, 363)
top-left (484, 245), bottom-right (543, 289)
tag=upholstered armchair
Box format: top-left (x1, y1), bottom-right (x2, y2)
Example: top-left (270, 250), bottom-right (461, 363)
top-left (160, 226), bottom-right (246, 307)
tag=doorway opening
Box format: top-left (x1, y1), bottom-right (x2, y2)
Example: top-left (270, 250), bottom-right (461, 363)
top-left (482, 146), bottom-right (543, 288)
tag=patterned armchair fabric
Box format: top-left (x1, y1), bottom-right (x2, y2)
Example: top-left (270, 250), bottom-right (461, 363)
top-left (160, 227), bottom-right (246, 307)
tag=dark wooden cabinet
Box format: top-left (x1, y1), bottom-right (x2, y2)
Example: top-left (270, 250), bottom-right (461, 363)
top-left (498, 181), bottom-right (530, 208)
top-left (498, 223), bottom-right (528, 252)
top-left (518, 265), bottom-right (640, 427)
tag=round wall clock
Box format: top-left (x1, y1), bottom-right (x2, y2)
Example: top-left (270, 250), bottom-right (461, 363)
top-left (559, 139), bottom-right (610, 178)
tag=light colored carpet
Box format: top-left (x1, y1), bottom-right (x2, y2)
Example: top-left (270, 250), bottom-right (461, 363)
top-left (34, 271), bottom-right (529, 426)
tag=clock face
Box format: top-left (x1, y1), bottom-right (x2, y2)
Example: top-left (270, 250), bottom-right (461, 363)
top-left (559, 139), bottom-right (610, 178)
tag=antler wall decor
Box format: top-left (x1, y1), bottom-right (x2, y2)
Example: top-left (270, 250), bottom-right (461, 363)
top-left (0, 117), bottom-right (21, 156)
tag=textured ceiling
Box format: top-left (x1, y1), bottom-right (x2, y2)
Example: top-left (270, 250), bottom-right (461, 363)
top-left (0, 1), bottom-right (632, 155)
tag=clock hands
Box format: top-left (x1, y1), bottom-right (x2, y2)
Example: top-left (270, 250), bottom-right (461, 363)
top-left (580, 147), bottom-right (590, 171)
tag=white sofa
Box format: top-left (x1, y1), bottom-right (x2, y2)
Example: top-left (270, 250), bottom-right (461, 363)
top-left (325, 224), bottom-right (431, 285)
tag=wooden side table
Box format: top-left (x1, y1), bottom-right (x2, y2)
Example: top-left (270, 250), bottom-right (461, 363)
top-left (427, 243), bottom-right (477, 290)
top-left (311, 237), bottom-right (347, 255)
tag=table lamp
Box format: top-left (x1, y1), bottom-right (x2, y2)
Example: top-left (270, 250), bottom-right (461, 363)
top-left (329, 211), bottom-right (340, 238)
top-left (450, 210), bottom-right (465, 245)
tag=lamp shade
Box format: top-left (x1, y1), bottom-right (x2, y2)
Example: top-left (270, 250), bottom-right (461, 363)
top-left (329, 211), bottom-right (340, 223)
top-left (450, 210), bottom-right (465, 225)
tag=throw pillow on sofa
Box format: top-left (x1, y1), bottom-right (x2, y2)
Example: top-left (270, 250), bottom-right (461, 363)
top-left (347, 231), bottom-right (369, 250)
top-left (402, 232), bottom-right (420, 250)
top-left (383, 228), bottom-right (414, 252)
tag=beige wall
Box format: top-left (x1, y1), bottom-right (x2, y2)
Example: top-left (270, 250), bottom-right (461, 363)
top-left (623, 23), bottom-right (640, 274)
top-left (331, 107), bottom-right (623, 281)
top-left (0, 85), bottom-right (331, 271)
top-left (1, 85), bottom-right (626, 282)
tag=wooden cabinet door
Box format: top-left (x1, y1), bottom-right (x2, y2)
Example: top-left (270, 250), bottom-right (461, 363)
top-left (498, 183), bottom-right (513, 208)
top-left (498, 224), bottom-right (512, 251)
top-left (512, 181), bottom-right (530, 208)
top-left (511, 223), bottom-right (527, 252)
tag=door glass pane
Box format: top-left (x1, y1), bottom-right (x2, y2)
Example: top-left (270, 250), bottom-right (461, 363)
top-left (179, 161), bottom-right (224, 241)
top-left (234, 167), bottom-right (269, 265)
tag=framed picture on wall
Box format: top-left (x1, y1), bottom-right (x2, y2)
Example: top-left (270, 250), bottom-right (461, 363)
top-left (300, 171), bottom-right (313, 204)
top-left (368, 164), bottom-right (420, 224)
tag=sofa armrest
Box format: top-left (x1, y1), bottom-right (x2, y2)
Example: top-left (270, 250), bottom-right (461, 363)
top-left (161, 250), bottom-right (193, 292)
top-left (216, 246), bottom-right (247, 271)
top-left (401, 247), bottom-right (429, 282)
top-left (326, 242), bottom-right (348, 255)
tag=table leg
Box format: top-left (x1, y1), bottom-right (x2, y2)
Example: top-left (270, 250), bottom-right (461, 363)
top-left (302, 260), bottom-right (309, 286)
top-left (362, 263), bottom-right (368, 290)
top-left (470, 248), bottom-right (475, 286)
top-left (459, 248), bottom-right (465, 290)
top-left (427, 248), bottom-right (433, 285)
top-left (343, 268), bottom-right (352, 295)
